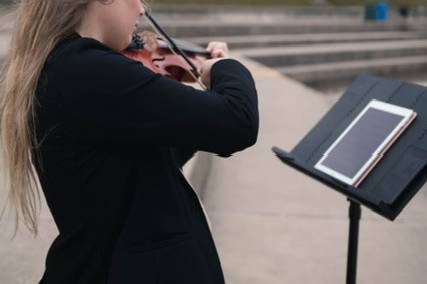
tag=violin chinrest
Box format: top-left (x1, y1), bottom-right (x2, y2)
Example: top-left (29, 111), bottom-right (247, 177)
top-left (157, 38), bottom-right (210, 56)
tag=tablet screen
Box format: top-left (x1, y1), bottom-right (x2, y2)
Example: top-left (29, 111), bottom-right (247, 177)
top-left (314, 100), bottom-right (416, 186)
top-left (320, 108), bottom-right (404, 179)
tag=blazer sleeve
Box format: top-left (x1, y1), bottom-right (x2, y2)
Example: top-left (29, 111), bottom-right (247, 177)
top-left (171, 147), bottom-right (198, 169)
top-left (56, 46), bottom-right (259, 157)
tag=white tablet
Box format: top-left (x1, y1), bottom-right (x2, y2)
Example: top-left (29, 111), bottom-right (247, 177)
top-left (314, 99), bottom-right (417, 187)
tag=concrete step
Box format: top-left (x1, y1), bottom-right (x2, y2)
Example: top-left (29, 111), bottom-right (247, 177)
top-left (140, 19), bottom-right (409, 37)
top-left (150, 4), bottom-right (364, 18)
top-left (277, 55), bottom-right (427, 90)
top-left (149, 4), bottom-right (427, 21)
top-left (179, 31), bottom-right (427, 49)
top-left (0, 32), bottom-right (11, 58)
top-left (235, 39), bottom-right (427, 67)
top-left (0, 6), bottom-right (14, 31)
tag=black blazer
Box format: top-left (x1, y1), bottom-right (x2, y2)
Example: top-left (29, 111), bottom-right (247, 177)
top-left (34, 32), bottom-right (258, 284)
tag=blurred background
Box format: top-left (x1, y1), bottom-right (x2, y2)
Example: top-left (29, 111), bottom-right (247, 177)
top-left (1, 0), bottom-right (427, 283)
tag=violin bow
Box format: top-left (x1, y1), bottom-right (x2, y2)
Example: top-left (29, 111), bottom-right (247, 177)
top-left (143, 9), bottom-right (208, 90)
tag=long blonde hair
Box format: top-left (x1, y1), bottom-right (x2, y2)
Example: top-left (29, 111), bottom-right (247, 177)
top-left (0, 0), bottom-right (106, 238)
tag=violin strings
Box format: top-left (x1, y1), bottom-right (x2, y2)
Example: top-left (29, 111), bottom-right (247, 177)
top-left (142, 11), bottom-right (208, 90)
top-left (144, 12), bottom-right (199, 75)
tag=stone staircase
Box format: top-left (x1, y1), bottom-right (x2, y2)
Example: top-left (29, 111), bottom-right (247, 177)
top-left (139, 4), bottom-right (427, 92)
top-left (2, 4), bottom-right (427, 91)
top-left (180, 31), bottom-right (426, 48)
top-left (235, 39), bottom-right (427, 90)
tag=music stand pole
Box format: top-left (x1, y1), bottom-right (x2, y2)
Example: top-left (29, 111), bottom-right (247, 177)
top-left (346, 199), bottom-right (361, 284)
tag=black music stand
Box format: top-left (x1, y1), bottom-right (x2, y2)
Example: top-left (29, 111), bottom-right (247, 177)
top-left (272, 75), bottom-right (427, 284)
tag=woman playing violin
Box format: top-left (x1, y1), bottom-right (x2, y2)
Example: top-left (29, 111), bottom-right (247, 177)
top-left (0, 0), bottom-right (259, 283)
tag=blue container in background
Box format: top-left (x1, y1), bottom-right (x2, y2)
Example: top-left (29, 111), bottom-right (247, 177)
top-left (365, 2), bottom-right (389, 21)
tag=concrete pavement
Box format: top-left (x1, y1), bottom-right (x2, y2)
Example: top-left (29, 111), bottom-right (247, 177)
top-left (200, 55), bottom-right (427, 284)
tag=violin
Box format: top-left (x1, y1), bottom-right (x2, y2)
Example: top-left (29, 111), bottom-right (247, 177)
top-left (121, 10), bottom-right (212, 90)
